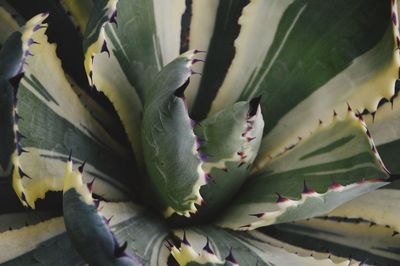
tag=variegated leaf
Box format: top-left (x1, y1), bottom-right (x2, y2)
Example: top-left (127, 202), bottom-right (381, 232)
top-left (187, 98), bottom-right (264, 220)
top-left (328, 180), bottom-right (400, 233)
top-left (0, 199), bottom-right (169, 265)
top-left (216, 110), bottom-right (389, 230)
top-left (261, 217), bottom-right (400, 266)
top-left (60, 0), bottom-right (93, 33)
top-left (63, 159), bottom-right (141, 265)
top-left (172, 226), bottom-right (355, 266)
top-left (83, 0), bottom-right (185, 164)
top-left (141, 51), bottom-right (207, 218)
top-left (363, 93), bottom-right (400, 173)
top-left (190, 0), bottom-right (398, 169)
top-left (188, 0), bottom-right (249, 119)
top-left (0, 14), bottom-right (136, 208)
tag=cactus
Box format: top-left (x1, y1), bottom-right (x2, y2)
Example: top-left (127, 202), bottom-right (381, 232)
top-left (0, 0), bottom-right (399, 265)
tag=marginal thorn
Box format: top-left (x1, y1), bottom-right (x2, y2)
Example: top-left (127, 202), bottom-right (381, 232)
top-left (192, 59), bottom-right (205, 64)
top-left (249, 96), bottom-right (261, 117)
top-left (78, 161), bottom-right (86, 173)
top-left (68, 150), bottom-right (72, 161)
top-left (114, 241), bottom-right (127, 258)
top-left (18, 167), bottom-right (31, 179)
top-left (194, 49), bottom-right (206, 54)
top-left (333, 110), bottom-right (337, 117)
top-left (303, 180), bottom-right (315, 194)
top-left (225, 248), bottom-right (238, 264)
top-left (182, 231), bottom-right (190, 246)
top-left (346, 102), bottom-right (352, 112)
top-left (392, 231), bottom-right (399, 237)
top-left (203, 237), bottom-right (214, 254)
top-left (371, 111), bottom-right (376, 123)
top-left (87, 178), bottom-right (95, 193)
top-left (101, 40), bottom-right (110, 57)
top-left (276, 192), bottom-right (288, 203)
top-left (249, 213), bottom-right (264, 218)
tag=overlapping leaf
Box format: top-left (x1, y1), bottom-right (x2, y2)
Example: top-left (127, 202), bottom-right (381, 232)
top-left (217, 111), bottom-right (389, 230)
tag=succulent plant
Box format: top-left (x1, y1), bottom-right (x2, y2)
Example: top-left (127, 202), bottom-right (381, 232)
top-left (0, 0), bottom-right (400, 265)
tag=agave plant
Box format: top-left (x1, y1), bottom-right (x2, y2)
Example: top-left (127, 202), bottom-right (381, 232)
top-left (1, 0), bottom-right (400, 265)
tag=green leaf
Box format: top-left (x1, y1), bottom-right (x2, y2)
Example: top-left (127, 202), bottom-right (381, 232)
top-left (172, 226), bottom-right (351, 266)
top-left (0, 201), bottom-right (155, 265)
top-left (83, 0), bottom-right (185, 164)
top-left (216, 111), bottom-right (389, 230)
top-left (60, 0), bottom-right (93, 33)
top-left (62, 159), bottom-right (141, 265)
top-left (141, 51), bottom-right (207, 218)
top-left (261, 217), bottom-right (400, 266)
top-left (0, 14), bottom-right (136, 208)
top-left (362, 94), bottom-right (400, 173)
top-left (328, 180), bottom-right (400, 232)
top-left (190, 98), bottom-right (264, 219)
top-left (0, 217), bottom-right (84, 265)
top-left (188, 0), bottom-right (249, 120)
top-left (201, 0), bottom-right (397, 168)
top-left (0, 6), bottom-right (19, 47)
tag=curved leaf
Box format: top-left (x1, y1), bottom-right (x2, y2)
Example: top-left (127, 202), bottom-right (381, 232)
top-left (0, 13), bottom-right (136, 208)
top-left (83, 0), bottom-right (185, 164)
top-left (63, 159), bottom-right (141, 265)
top-left (203, 0), bottom-right (397, 168)
top-left (190, 98), bottom-right (264, 219)
top-left (60, 0), bottom-right (93, 33)
top-left (217, 111), bottom-right (389, 230)
top-left (328, 180), bottom-right (400, 232)
top-left (363, 94), bottom-right (400, 173)
top-left (0, 6), bottom-right (19, 47)
top-left (172, 226), bottom-right (352, 266)
top-left (261, 217), bottom-right (400, 266)
top-left (0, 201), bottom-right (147, 265)
top-left (141, 51), bottom-right (207, 218)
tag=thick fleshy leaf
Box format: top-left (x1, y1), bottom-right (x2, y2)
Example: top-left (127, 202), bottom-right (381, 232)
top-left (0, 5), bottom-right (19, 47)
top-left (188, 0), bottom-right (249, 119)
top-left (0, 14), bottom-right (136, 208)
top-left (7, 0), bottom-right (90, 89)
top-left (172, 226), bottom-right (354, 266)
top-left (363, 94), bottom-right (400, 173)
top-left (217, 111), bottom-right (389, 230)
top-left (189, 98), bottom-right (264, 220)
top-left (63, 159), bottom-right (141, 265)
top-left (328, 180), bottom-right (400, 233)
top-left (261, 217), bottom-right (400, 266)
top-left (83, 0), bottom-right (185, 164)
top-left (60, 0), bottom-right (93, 33)
top-left (141, 51), bottom-right (207, 218)
top-left (202, 0), bottom-right (398, 168)
top-left (0, 201), bottom-right (152, 265)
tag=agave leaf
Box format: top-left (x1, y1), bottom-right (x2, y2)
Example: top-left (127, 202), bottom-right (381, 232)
top-left (0, 14), bottom-right (136, 208)
top-left (60, 0), bottom-right (93, 33)
top-left (63, 159), bottom-right (141, 265)
top-left (190, 98), bottom-right (264, 219)
top-left (261, 217), bottom-right (400, 266)
top-left (83, 0), bottom-right (185, 164)
top-left (172, 226), bottom-right (352, 266)
top-left (7, 0), bottom-right (90, 89)
top-left (141, 51), bottom-right (207, 218)
top-left (216, 111), bottom-right (389, 230)
top-left (363, 94), bottom-right (400, 173)
top-left (188, 0), bottom-right (249, 118)
top-left (0, 5), bottom-right (19, 47)
top-left (328, 180), bottom-right (400, 233)
top-left (0, 201), bottom-right (152, 265)
top-left (0, 217), bottom-right (83, 265)
top-left (195, 0), bottom-right (398, 168)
